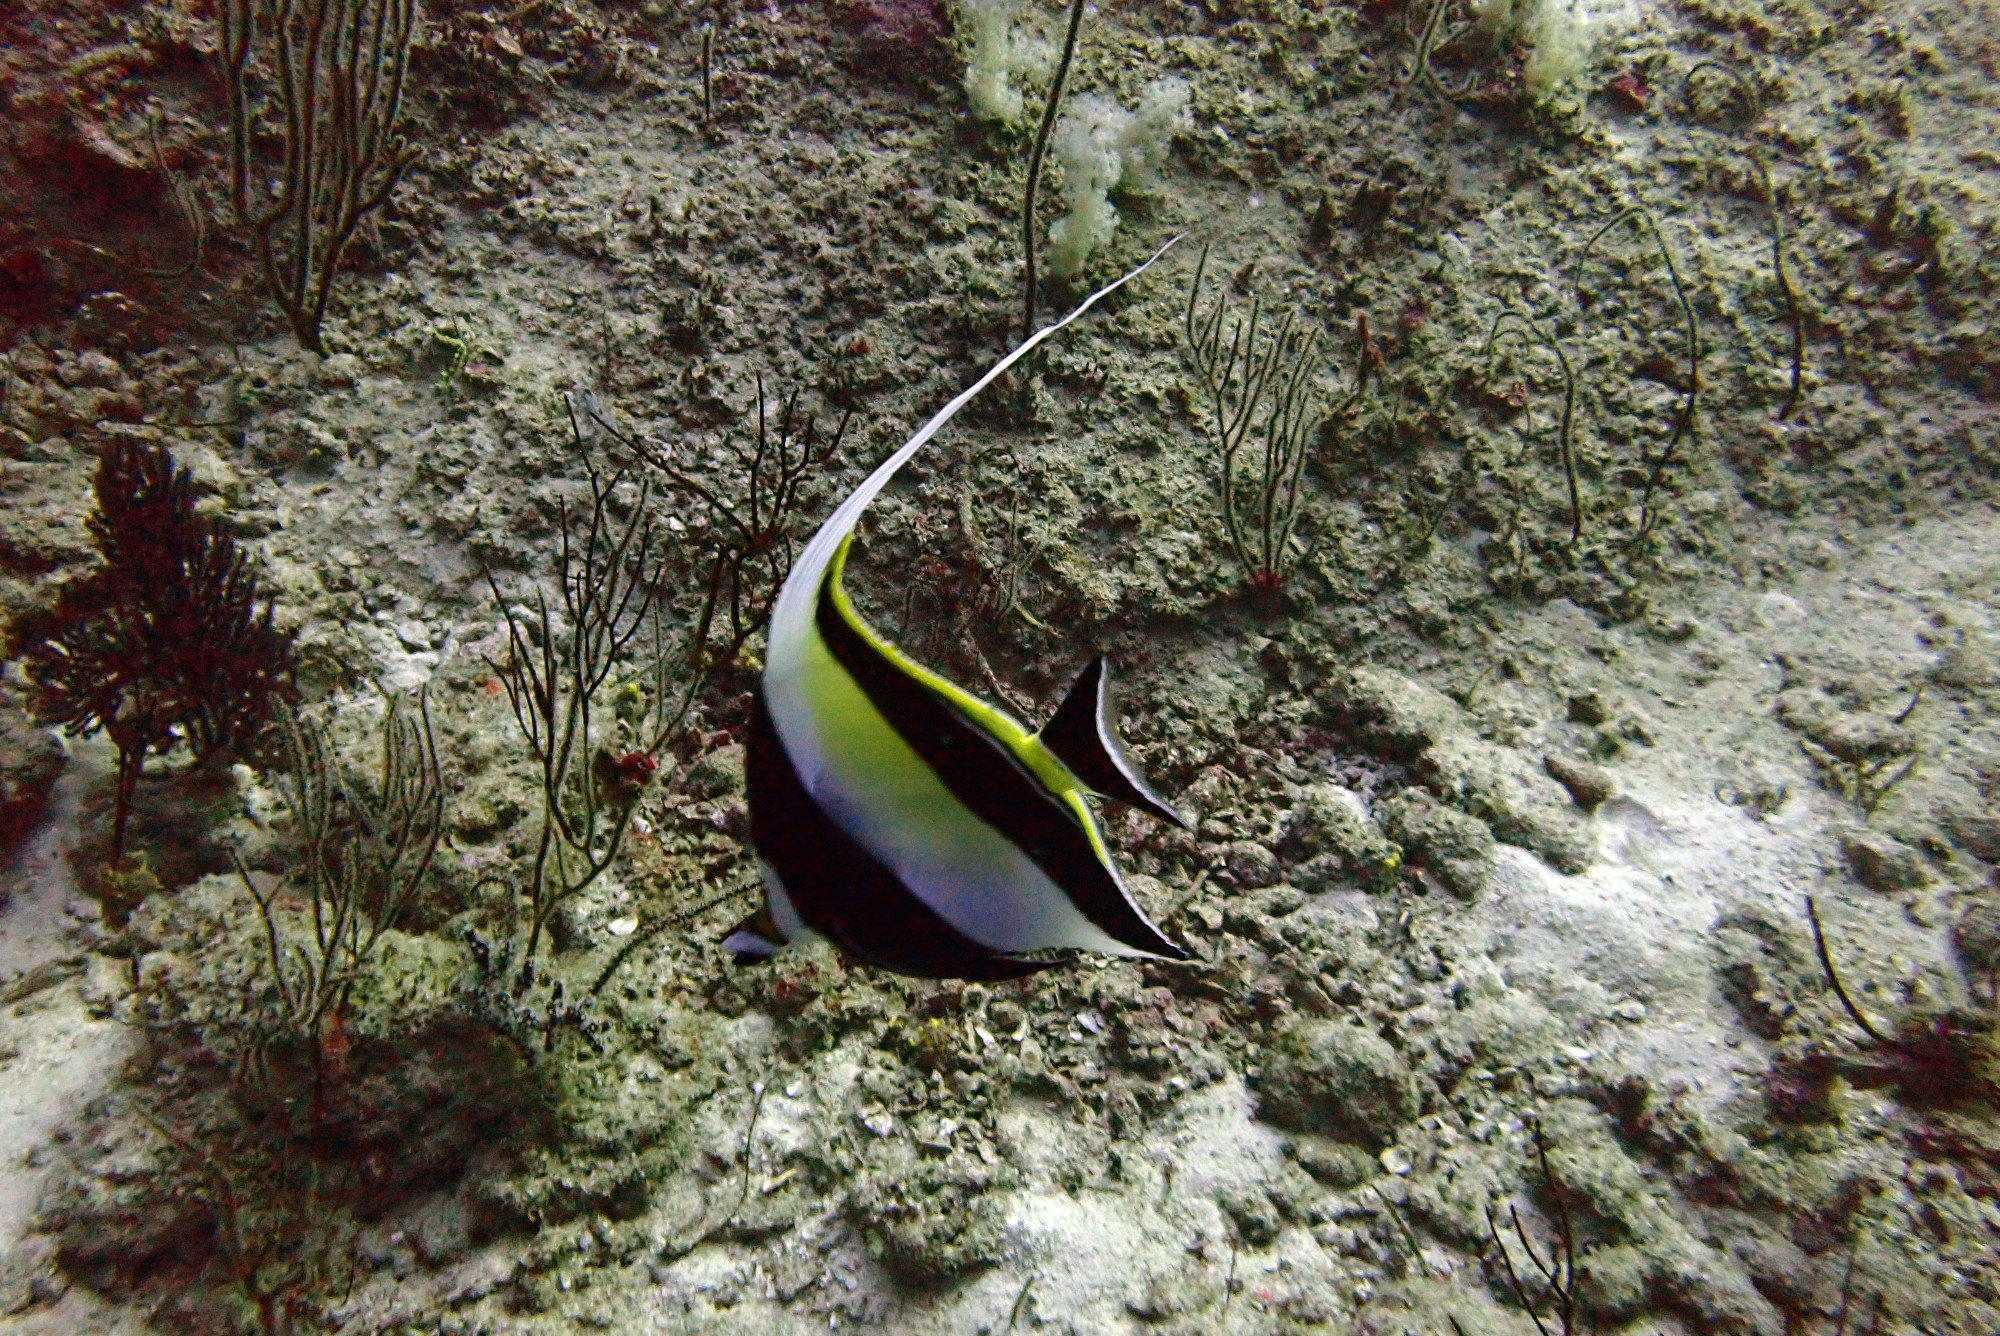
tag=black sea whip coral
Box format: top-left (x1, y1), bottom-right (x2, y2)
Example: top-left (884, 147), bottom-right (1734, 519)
top-left (15, 438), bottom-right (294, 864)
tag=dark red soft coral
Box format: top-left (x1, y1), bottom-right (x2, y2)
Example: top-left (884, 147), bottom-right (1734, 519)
top-left (1604, 69), bottom-right (1651, 112)
top-left (832, 0), bottom-right (952, 83)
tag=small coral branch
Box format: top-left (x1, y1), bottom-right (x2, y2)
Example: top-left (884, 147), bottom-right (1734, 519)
top-left (1184, 244), bottom-right (1358, 602)
top-left (1796, 687), bottom-right (1922, 814)
top-left (1404, 0), bottom-right (1478, 101)
top-left (136, 1103), bottom-right (358, 1336)
top-left (240, 694), bottom-right (441, 1110)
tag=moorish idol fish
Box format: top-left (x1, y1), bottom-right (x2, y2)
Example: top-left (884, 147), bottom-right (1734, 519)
top-left (725, 239), bottom-right (1190, 981)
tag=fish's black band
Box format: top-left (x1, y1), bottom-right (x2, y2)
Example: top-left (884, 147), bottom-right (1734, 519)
top-left (814, 567), bottom-right (1184, 960)
top-left (745, 687), bottom-right (1056, 981)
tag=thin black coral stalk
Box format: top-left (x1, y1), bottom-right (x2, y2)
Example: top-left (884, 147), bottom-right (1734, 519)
top-left (1577, 206), bottom-right (1701, 550)
top-left (1803, 896), bottom-right (1999, 1110)
top-left (1485, 1118), bottom-right (1580, 1336)
top-left (1682, 61), bottom-right (1803, 422)
top-left (1022, 0), bottom-right (1088, 341)
top-left (1484, 308), bottom-right (1582, 546)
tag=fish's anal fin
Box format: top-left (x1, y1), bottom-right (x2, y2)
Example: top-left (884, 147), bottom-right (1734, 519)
top-left (1038, 656), bottom-right (1190, 830)
top-left (722, 908), bottom-right (784, 966)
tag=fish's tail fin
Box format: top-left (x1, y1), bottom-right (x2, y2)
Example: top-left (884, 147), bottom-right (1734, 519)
top-left (722, 908), bottom-right (785, 965)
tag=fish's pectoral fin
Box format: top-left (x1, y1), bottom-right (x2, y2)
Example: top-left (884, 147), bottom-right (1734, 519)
top-left (1038, 656), bottom-right (1190, 829)
top-left (722, 907), bottom-right (785, 965)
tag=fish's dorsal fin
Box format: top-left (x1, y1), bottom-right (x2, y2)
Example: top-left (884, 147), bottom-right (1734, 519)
top-left (764, 236), bottom-right (1181, 704)
top-left (1039, 657), bottom-right (1190, 830)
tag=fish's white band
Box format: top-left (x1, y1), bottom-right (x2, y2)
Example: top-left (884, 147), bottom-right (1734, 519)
top-left (759, 857), bottom-right (821, 947)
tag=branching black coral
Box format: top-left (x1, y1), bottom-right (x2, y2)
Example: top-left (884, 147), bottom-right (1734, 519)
top-left (16, 437), bottom-right (294, 865)
top-left (1184, 244), bottom-right (1363, 602)
top-left (604, 374), bottom-right (847, 678)
top-left (239, 695), bottom-right (442, 1114)
top-left (219, 0), bottom-right (420, 353)
top-left (477, 384), bottom-right (840, 972)
top-left (484, 438), bottom-right (665, 963)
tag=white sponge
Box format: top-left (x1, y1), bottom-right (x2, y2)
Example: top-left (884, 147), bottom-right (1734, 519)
top-left (1047, 78), bottom-right (1189, 280)
top-left (960, 0), bottom-right (1048, 124)
top-left (1521, 0), bottom-right (1595, 101)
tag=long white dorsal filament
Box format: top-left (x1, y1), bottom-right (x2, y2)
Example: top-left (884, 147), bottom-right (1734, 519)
top-left (765, 236), bottom-right (1184, 684)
